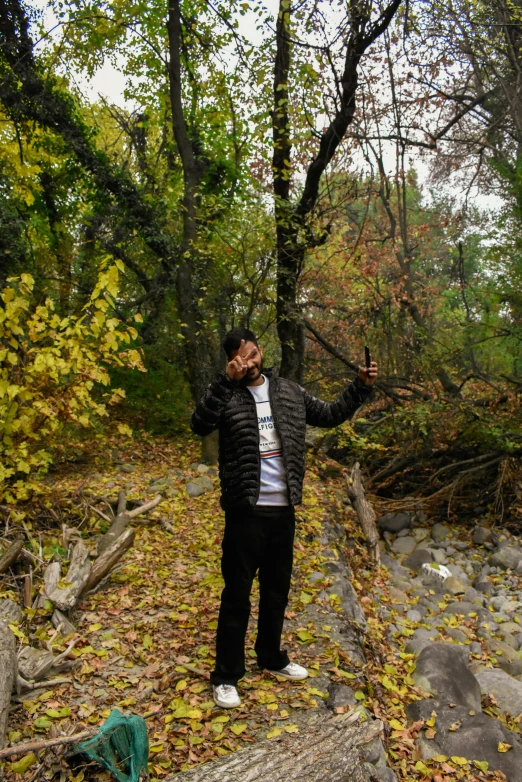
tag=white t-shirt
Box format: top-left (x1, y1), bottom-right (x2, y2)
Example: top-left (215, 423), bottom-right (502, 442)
top-left (247, 376), bottom-right (289, 506)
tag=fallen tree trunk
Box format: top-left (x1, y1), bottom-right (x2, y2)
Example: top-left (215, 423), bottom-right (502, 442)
top-left (43, 540), bottom-right (91, 611)
top-left (0, 622), bottom-right (16, 750)
top-left (345, 463), bottom-right (380, 566)
top-left (96, 493), bottom-right (162, 555)
top-left (166, 712), bottom-right (382, 782)
top-left (0, 538), bottom-right (24, 574)
top-left (82, 527), bottom-right (136, 594)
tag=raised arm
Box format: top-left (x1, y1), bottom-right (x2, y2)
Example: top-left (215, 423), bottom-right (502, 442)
top-left (190, 339), bottom-right (256, 436)
top-left (302, 361), bottom-right (378, 428)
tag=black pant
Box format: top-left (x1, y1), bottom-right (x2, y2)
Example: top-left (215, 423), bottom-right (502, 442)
top-left (211, 505), bottom-right (295, 686)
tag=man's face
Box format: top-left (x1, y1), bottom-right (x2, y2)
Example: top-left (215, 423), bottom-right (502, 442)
top-left (231, 341), bottom-right (263, 384)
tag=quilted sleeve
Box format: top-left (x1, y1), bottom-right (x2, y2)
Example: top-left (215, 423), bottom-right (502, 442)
top-left (302, 376), bottom-right (373, 428)
top-left (190, 371), bottom-right (238, 437)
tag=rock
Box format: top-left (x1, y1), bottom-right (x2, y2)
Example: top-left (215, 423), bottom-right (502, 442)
top-left (473, 575), bottom-right (492, 594)
top-left (443, 576), bottom-right (467, 595)
top-left (405, 627), bottom-right (441, 655)
top-left (473, 525), bottom-right (492, 545)
top-left (390, 575), bottom-right (411, 592)
top-left (475, 668), bottom-right (522, 716)
top-left (431, 523), bottom-right (451, 542)
top-left (470, 641), bottom-right (483, 655)
top-left (388, 587), bottom-right (408, 605)
top-left (196, 464), bottom-right (209, 473)
top-left (500, 659), bottom-right (522, 676)
top-left (445, 546), bottom-right (457, 556)
top-left (406, 699), bottom-right (522, 780)
top-left (432, 549), bottom-right (447, 565)
top-left (412, 642), bottom-right (482, 710)
top-left (464, 587), bottom-right (484, 605)
top-left (488, 548), bottom-right (522, 571)
top-left (484, 637), bottom-right (521, 663)
top-left (119, 463), bottom-right (135, 473)
top-left (403, 549), bottom-right (433, 573)
top-left (405, 609), bottom-right (423, 623)
top-left (186, 482), bottom-right (206, 498)
top-left (360, 736), bottom-right (387, 767)
top-left (341, 582), bottom-right (368, 630)
top-left (396, 528), bottom-right (410, 538)
top-left (377, 512), bottom-right (411, 533)
top-left (453, 541), bottom-right (470, 551)
top-left (412, 528), bottom-right (429, 542)
top-left (498, 621), bottom-right (521, 637)
top-left (515, 632), bottom-right (522, 650)
top-left (363, 766), bottom-right (397, 782)
top-left (414, 510), bottom-right (427, 524)
top-left (445, 628), bottom-right (468, 643)
top-left (442, 601), bottom-right (478, 616)
top-left (390, 536), bottom-right (416, 555)
top-left (0, 598), bottom-right (22, 624)
top-left (308, 571), bottom-right (325, 583)
top-left (326, 683), bottom-right (357, 710)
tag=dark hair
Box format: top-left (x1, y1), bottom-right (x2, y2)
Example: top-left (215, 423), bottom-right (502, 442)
top-left (223, 327), bottom-right (259, 359)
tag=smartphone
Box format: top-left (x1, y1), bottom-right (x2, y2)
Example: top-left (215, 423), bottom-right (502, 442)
top-left (364, 345), bottom-right (371, 369)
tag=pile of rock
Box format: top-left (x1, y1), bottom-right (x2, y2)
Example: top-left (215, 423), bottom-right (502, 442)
top-left (375, 510), bottom-right (522, 777)
top-left (185, 464), bottom-right (218, 498)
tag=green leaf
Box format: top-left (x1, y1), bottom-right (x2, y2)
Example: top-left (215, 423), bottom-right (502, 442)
top-left (9, 753), bottom-right (37, 773)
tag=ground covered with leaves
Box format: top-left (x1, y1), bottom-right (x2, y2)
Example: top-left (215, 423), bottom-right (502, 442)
top-left (1, 433), bottom-right (513, 782)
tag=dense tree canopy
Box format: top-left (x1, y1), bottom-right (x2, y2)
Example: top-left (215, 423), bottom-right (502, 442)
top-left (0, 0), bottom-right (520, 519)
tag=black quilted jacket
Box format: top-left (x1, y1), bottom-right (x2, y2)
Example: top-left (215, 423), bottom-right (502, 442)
top-left (190, 369), bottom-right (373, 509)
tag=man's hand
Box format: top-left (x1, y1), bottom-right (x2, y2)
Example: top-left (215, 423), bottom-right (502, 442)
top-left (358, 359), bottom-right (378, 386)
top-left (226, 339), bottom-right (257, 381)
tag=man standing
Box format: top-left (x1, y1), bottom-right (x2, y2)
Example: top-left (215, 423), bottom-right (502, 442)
top-left (191, 327), bottom-right (378, 708)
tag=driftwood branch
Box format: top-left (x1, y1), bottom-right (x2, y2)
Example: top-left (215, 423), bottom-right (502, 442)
top-left (97, 494), bottom-right (162, 555)
top-left (0, 728), bottom-right (96, 759)
top-left (43, 541), bottom-right (91, 611)
top-left (166, 712), bottom-right (383, 782)
top-left (0, 538), bottom-right (24, 574)
top-left (0, 622), bottom-right (16, 750)
top-left (345, 463), bottom-right (380, 566)
top-left (83, 527), bottom-right (136, 594)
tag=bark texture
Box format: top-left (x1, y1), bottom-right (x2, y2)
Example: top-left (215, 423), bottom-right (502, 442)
top-left (0, 538), bottom-right (23, 574)
top-left (43, 541), bottom-right (91, 610)
top-left (83, 528), bottom-right (136, 594)
top-left (345, 463), bottom-right (380, 565)
top-left (0, 622), bottom-right (16, 750)
top-left (166, 713), bottom-right (382, 782)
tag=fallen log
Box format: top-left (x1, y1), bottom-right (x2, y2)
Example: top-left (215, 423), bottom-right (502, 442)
top-left (0, 622), bottom-right (16, 750)
top-left (18, 638), bottom-right (78, 682)
top-left (0, 538), bottom-right (24, 574)
top-left (345, 463), bottom-right (380, 566)
top-left (97, 493), bottom-right (162, 555)
top-left (43, 540), bottom-right (91, 611)
top-left (82, 527), bottom-right (136, 594)
top-left (166, 712), bottom-right (382, 782)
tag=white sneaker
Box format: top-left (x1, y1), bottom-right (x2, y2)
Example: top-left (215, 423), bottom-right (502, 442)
top-left (212, 684), bottom-right (241, 709)
top-left (267, 662), bottom-right (308, 681)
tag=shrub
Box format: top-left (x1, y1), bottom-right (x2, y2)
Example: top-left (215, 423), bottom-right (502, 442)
top-left (0, 262), bottom-right (144, 501)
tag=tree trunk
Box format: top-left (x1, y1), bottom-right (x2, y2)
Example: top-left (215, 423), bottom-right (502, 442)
top-left (345, 463), bottom-right (380, 566)
top-left (201, 431), bottom-right (219, 465)
top-left (166, 713), bottom-right (382, 782)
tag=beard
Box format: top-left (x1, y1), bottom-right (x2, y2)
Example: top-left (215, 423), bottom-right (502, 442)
top-left (240, 360), bottom-right (263, 386)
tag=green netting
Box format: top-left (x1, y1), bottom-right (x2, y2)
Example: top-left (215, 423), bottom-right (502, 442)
top-left (75, 708), bottom-right (149, 782)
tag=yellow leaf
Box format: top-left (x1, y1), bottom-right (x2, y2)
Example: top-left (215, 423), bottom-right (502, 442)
top-left (284, 724), bottom-right (299, 733)
top-left (414, 761), bottom-right (429, 773)
top-left (474, 760), bottom-right (489, 771)
top-left (267, 727), bottom-right (282, 739)
top-left (498, 741), bottom-right (512, 752)
top-left (175, 679), bottom-right (187, 691)
top-left (388, 719), bottom-right (404, 730)
top-left (431, 754), bottom-right (448, 762)
top-left (451, 756), bottom-right (469, 766)
top-left (230, 723), bottom-right (247, 735)
top-left (426, 710), bottom-right (437, 727)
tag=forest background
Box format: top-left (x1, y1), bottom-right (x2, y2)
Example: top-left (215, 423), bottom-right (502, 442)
top-left (1, 0), bottom-right (521, 524)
